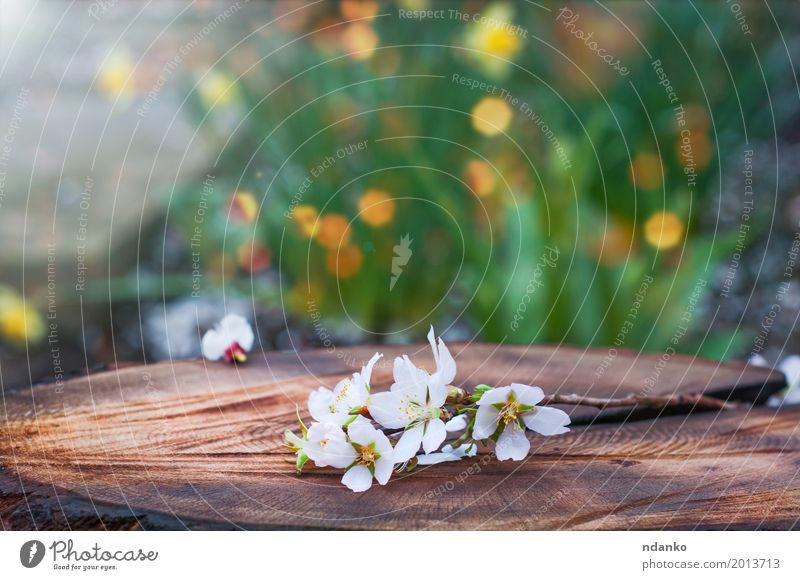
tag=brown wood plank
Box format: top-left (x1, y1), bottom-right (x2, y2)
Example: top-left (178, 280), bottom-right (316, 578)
top-left (0, 345), bottom-right (795, 530)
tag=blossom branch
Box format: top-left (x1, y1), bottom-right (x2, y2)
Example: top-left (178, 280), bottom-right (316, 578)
top-left (540, 392), bottom-right (738, 411)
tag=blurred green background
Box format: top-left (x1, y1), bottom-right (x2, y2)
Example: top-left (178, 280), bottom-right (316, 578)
top-left (1, 0), bottom-right (800, 386)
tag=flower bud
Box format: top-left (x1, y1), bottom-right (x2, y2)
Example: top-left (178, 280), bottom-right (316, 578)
top-left (446, 386), bottom-right (467, 403)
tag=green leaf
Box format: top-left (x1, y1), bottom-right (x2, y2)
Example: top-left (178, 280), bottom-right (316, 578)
top-left (469, 384), bottom-right (493, 403)
top-left (295, 452), bottom-right (309, 474)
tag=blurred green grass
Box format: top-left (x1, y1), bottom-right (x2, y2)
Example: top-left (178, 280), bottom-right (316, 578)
top-left (36, 0), bottom-right (795, 361)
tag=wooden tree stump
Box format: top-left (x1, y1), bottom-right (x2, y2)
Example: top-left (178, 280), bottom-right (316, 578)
top-left (1, 343), bottom-right (796, 530)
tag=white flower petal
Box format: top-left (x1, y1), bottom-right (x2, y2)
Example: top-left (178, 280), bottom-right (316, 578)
top-left (495, 424), bottom-right (530, 460)
top-left (522, 406), bottom-right (571, 435)
top-left (427, 327), bottom-right (456, 386)
top-left (374, 457), bottom-right (393, 485)
top-left (368, 391), bottom-right (411, 429)
top-left (373, 429), bottom-right (394, 460)
top-left (445, 414), bottom-right (468, 432)
top-left (218, 314), bottom-right (254, 351)
top-left (359, 352), bottom-right (383, 387)
top-left (347, 420), bottom-right (379, 447)
top-left (422, 418), bottom-right (447, 454)
top-left (462, 442), bottom-right (478, 457)
top-left (472, 404), bottom-right (499, 439)
top-left (342, 465), bottom-right (373, 492)
top-left (427, 381), bottom-right (449, 409)
top-left (308, 387), bottom-right (334, 423)
top-left (284, 430), bottom-right (304, 449)
top-left (417, 452), bottom-right (460, 465)
top-left (475, 385), bottom-right (511, 406)
top-left (779, 355), bottom-right (800, 392)
top-left (416, 442), bottom-right (477, 465)
top-left (392, 423), bottom-right (425, 463)
top-left (510, 383), bottom-right (545, 406)
top-left (391, 355), bottom-right (429, 400)
top-left (200, 329), bottom-right (226, 360)
top-left (332, 376), bottom-right (362, 413)
top-left (304, 423), bottom-right (355, 468)
top-left (321, 439), bottom-right (357, 469)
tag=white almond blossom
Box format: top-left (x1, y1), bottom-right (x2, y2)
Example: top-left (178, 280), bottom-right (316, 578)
top-left (416, 443), bottom-right (477, 465)
top-left (303, 422), bottom-right (357, 469)
top-left (368, 327), bottom-right (456, 462)
top-left (308, 352), bottom-right (382, 426)
top-left (341, 421), bottom-right (394, 492)
top-left (286, 329), bottom-right (576, 491)
top-left (472, 383), bottom-right (570, 461)
top-left (201, 314), bottom-right (254, 363)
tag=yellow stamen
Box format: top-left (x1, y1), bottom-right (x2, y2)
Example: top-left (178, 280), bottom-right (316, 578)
top-left (357, 447), bottom-right (376, 467)
top-left (498, 400), bottom-right (521, 425)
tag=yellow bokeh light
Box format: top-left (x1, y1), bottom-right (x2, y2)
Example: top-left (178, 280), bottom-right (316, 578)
top-left (341, 22), bottom-right (378, 60)
top-left (471, 97), bottom-right (513, 136)
top-left (465, 160), bottom-right (497, 197)
top-left (630, 153), bottom-right (664, 191)
top-left (462, 2), bottom-right (523, 78)
top-left (97, 50), bottom-right (134, 101)
top-left (326, 244), bottom-right (363, 278)
top-left (237, 241), bottom-right (271, 272)
top-left (358, 189), bottom-right (395, 227)
top-left (677, 131), bottom-right (713, 171)
top-left (316, 214), bottom-right (352, 250)
top-left (0, 289), bottom-right (45, 345)
top-left (198, 70), bottom-right (239, 109)
top-left (292, 205), bottom-right (320, 239)
top-left (644, 211), bottom-right (684, 250)
top-left (229, 191), bottom-right (259, 224)
top-left (340, 0), bottom-right (379, 20)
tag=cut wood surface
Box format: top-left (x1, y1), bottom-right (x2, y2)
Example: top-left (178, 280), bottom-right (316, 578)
top-left (1, 343), bottom-right (796, 530)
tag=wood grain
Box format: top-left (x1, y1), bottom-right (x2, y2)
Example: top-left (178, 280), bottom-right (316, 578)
top-left (1, 343), bottom-right (796, 530)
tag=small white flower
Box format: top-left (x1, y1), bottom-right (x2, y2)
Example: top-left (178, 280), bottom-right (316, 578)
top-left (368, 327), bottom-right (456, 462)
top-left (341, 421), bottom-right (394, 492)
top-left (201, 314), bottom-right (254, 363)
top-left (303, 423), bottom-right (356, 469)
top-left (308, 352), bottom-right (382, 426)
top-left (473, 383), bottom-right (570, 461)
top-left (416, 443), bottom-right (477, 465)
